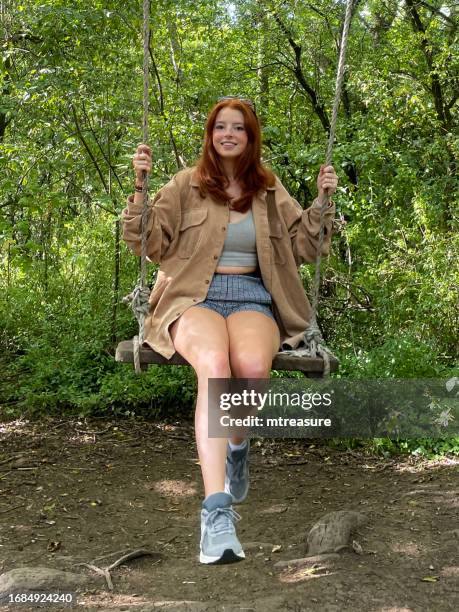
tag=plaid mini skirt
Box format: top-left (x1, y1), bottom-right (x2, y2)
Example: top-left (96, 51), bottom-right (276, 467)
top-left (195, 273), bottom-right (274, 321)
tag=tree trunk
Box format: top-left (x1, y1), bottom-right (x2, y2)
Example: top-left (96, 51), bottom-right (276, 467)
top-left (404, 0), bottom-right (452, 132)
top-left (257, 18), bottom-right (270, 125)
top-left (111, 219), bottom-right (120, 345)
top-left (0, 55), bottom-right (11, 142)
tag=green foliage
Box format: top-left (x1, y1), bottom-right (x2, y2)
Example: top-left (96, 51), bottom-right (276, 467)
top-left (1, 336), bottom-right (197, 419)
top-left (329, 436), bottom-right (459, 459)
top-left (1, 1), bottom-right (458, 457)
top-left (336, 334), bottom-right (451, 379)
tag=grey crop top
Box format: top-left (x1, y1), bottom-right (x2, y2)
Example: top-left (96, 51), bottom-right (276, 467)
top-left (217, 208), bottom-right (258, 267)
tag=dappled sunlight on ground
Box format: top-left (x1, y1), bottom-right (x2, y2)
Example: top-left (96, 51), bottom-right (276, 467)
top-left (394, 457), bottom-right (459, 473)
top-left (390, 541), bottom-right (421, 557)
top-left (150, 479), bottom-right (197, 498)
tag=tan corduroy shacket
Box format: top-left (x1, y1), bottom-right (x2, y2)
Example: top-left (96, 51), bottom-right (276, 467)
top-left (121, 167), bottom-right (335, 360)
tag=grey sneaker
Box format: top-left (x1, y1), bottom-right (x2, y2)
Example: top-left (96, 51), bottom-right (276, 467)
top-left (200, 492), bottom-right (245, 564)
top-left (224, 441), bottom-right (250, 503)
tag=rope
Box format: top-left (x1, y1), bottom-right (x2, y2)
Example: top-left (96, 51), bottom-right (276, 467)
top-left (282, 0), bottom-right (354, 376)
top-left (124, 0), bottom-right (151, 373)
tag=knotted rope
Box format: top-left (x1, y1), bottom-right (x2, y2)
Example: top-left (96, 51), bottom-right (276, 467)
top-left (123, 0), bottom-right (151, 373)
top-left (282, 0), bottom-right (354, 376)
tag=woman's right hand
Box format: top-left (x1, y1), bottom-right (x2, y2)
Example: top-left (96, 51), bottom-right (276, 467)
top-left (133, 143), bottom-right (152, 182)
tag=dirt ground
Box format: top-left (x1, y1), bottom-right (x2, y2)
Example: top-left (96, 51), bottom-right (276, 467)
top-left (0, 416), bottom-right (457, 612)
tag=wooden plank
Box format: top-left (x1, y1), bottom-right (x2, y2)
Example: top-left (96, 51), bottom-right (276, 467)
top-left (115, 340), bottom-right (339, 374)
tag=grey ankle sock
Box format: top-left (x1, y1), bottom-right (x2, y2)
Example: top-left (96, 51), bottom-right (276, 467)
top-left (202, 491), bottom-right (232, 511)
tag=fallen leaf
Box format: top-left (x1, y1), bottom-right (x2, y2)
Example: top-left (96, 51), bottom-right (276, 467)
top-left (421, 576), bottom-right (439, 582)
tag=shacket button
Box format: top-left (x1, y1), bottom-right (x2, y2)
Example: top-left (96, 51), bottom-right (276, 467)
top-left (213, 255), bottom-right (218, 260)
top-left (205, 280), bottom-right (210, 284)
top-left (222, 226), bottom-right (226, 231)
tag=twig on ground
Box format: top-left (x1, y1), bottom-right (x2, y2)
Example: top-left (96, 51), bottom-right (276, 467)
top-left (151, 507), bottom-right (179, 513)
top-left (73, 548), bottom-right (160, 591)
top-left (274, 553), bottom-right (340, 570)
top-left (74, 426), bottom-right (112, 436)
top-left (0, 456), bottom-right (23, 467)
top-left (0, 504), bottom-right (26, 514)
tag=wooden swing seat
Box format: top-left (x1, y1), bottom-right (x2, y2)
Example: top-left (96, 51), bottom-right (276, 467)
top-left (115, 340), bottom-right (339, 377)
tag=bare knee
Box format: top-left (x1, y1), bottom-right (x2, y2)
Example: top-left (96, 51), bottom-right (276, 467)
top-left (231, 353), bottom-right (271, 379)
top-left (195, 350), bottom-right (231, 380)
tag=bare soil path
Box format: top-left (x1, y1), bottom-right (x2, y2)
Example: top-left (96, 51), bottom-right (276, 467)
top-left (0, 417), bottom-right (457, 611)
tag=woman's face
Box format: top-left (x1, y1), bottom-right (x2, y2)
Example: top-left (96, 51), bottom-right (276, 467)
top-left (212, 107), bottom-right (248, 161)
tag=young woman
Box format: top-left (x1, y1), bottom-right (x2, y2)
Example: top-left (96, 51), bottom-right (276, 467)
top-left (122, 98), bottom-right (338, 565)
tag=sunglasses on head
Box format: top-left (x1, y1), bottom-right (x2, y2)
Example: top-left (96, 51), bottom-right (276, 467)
top-left (217, 96), bottom-right (257, 115)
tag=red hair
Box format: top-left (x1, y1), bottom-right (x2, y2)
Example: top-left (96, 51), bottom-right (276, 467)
top-left (195, 99), bottom-right (275, 212)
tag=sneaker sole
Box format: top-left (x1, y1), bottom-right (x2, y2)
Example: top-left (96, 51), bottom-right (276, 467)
top-left (200, 548), bottom-right (246, 565)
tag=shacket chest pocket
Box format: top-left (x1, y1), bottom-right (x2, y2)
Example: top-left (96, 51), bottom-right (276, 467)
top-left (269, 220), bottom-right (287, 265)
top-left (177, 208), bottom-right (208, 259)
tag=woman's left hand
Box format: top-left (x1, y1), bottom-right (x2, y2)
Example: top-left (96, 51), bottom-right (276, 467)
top-left (317, 165), bottom-right (338, 197)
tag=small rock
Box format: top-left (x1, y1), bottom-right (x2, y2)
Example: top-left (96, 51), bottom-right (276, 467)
top-left (352, 540), bottom-right (363, 555)
top-left (0, 566), bottom-right (97, 600)
top-left (261, 504), bottom-right (288, 514)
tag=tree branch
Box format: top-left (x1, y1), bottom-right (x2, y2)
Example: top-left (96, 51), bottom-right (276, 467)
top-left (80, 100), bottom-right (125, 192)
top-left (446, 92), bottom-right (459, 111)
top-left (404, 0), bottom-right (451, 130)
top-left (4, 32), bottom-right (42, 44)
top-left (418, 1), bottom-right (457, 28)
top-left (148, 46), bottom-right (164, 115)
top-left (70, 104), bottom-right (117, 213)
top-left (270, 10), bottom-right (330, 132)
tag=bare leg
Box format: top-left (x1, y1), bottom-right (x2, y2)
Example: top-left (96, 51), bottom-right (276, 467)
top-left (227, 311), bottom-right (280, 444)
top-left (170, 307), bottom-right (231, 497)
